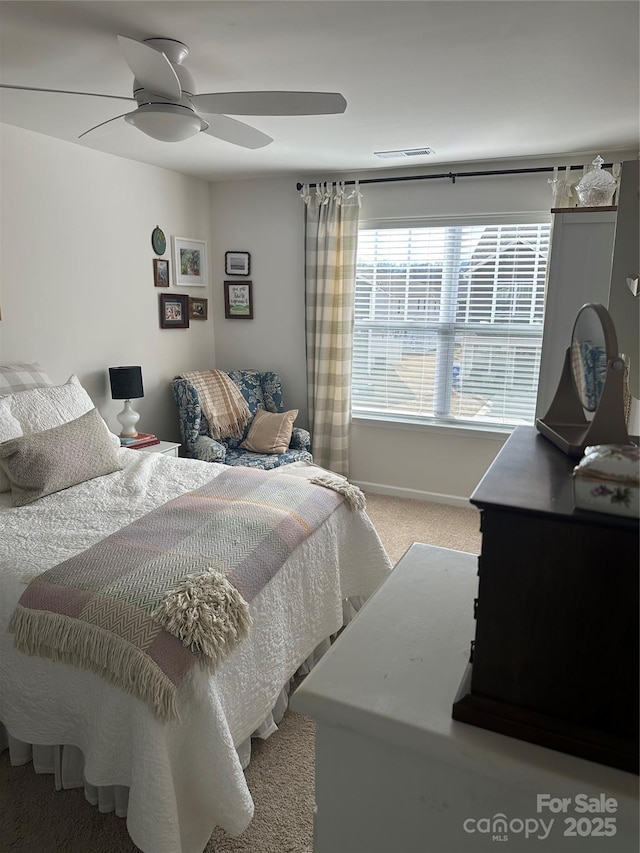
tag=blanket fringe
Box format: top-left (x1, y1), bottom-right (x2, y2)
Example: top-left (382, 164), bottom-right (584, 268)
top-left (8, 605), bottom-right (179, 722)
top-left (152, 568), bottom-right (252, 669)
top-left (309, 475), bottom-right (366, 510)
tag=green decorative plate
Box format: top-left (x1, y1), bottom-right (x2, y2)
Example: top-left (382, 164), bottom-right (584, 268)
top-left (151, 226), bottom-right (166, 256)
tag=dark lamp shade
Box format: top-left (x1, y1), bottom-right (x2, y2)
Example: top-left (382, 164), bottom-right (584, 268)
top-left (109, 366), bottom-right (144, 400)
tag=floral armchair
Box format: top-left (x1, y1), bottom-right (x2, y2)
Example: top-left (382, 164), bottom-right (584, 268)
top-left (171, 369), bottom-right (313, 469)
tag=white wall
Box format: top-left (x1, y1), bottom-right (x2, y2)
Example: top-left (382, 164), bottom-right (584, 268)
top-left (0, 124), bottom-right (214, 442)
top-left (209, 177), bottom-right (308, 425)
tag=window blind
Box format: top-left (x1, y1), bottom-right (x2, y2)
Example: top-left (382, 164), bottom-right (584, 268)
top-left (352, 221), bottom-right (551, 429)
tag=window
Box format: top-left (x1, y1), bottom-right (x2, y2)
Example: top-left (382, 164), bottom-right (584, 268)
top-left (352, 220), bottom-right (551, 429)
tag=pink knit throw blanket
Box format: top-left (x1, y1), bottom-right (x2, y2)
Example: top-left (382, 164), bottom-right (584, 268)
top-left (9, 467), bottom-right (344, 721)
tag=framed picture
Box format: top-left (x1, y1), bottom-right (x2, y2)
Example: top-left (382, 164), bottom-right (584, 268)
top-left (189, 296), bottom-right (208, 320)
top-left (159, 293), bottom-right (189, 329)
top-left (172, 237), bottom-right (207, 287)
top-left (225, 251), bottom-right (251, 276)
top-left (153, 258), bottom-right (169, 288)
top-left (224, 280), bottom-right (253, 319)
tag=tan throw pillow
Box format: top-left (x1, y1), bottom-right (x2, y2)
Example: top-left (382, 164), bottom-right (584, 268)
top-left (240, 408), bottom-right (298, 454)
top-left (0, 407), bottom-right (124, 506)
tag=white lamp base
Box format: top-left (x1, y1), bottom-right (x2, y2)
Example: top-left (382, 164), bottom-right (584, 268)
top-left (117, 399), bottom-right (140, 438)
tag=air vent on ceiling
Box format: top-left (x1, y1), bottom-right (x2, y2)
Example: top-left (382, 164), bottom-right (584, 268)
top-left (374, 147), bottom-right (435, 159)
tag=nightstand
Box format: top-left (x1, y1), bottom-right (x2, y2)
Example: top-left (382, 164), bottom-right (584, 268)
top-left (135, 441), bottom-right (181, 457)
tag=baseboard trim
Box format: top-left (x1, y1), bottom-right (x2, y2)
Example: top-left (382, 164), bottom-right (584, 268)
top-left (352, 480), bottom-right (472, 508)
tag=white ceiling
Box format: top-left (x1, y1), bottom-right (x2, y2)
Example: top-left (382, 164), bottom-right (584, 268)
top-left (0, 1), bottom-right (638, 182)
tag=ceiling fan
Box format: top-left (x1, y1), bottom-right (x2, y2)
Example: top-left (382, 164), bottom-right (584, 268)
top-left (0, 35), bottom-right (347, 149)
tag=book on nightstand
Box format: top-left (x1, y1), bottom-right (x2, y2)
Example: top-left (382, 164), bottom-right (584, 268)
top-left (119, 432), bottom-right (160, 449)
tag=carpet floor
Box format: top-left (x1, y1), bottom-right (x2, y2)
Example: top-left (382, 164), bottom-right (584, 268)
top-left (0, 492), bottom-right (480, 852)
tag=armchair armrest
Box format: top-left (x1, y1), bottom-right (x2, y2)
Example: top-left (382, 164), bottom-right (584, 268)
top-left (290, 426), bottom-right (311, 451)
top-left (194, 435), bottom-right (227, 463)
top-left (173, 377), bottom-right (226, 462)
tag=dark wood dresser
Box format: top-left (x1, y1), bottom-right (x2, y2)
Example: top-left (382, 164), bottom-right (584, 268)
top-left (453, 426), bottom-right (639, 773)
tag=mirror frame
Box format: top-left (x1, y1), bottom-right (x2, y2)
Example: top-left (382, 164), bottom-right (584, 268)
top-left (536, 303), bottom-right (630, 456)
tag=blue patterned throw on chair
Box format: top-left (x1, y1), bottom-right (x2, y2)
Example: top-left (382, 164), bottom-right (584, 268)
top-left (172, 369), bottom-right (312, 469)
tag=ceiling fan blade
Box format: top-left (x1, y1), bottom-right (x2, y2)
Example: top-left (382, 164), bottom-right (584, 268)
top-left (0, 84), bottom-right (135, 103)
top-left (117, 35), bottom-right (181, 100)
top-left (201, 114), bottom-right (273, 149)
top-left (191, 91), bottom-right (347, 116)
top-left (78, 111), bottom-right (136, 139)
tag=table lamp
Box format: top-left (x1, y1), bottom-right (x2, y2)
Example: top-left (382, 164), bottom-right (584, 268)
top-left (109, 366), bottom-right (144, 438)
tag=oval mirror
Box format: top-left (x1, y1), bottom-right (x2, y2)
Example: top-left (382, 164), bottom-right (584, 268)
top-left (570, 303), bottom-right (616, 411)
top-left (537, 303), bottom-right (629, 456)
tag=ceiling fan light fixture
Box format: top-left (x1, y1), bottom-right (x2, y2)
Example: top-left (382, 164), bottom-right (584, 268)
top-left (125, 103), bottom-right (205, 142)
top-left (6, 34), bottom-right (346, 149)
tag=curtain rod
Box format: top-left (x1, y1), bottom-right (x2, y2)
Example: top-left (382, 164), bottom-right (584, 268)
top-left (295, 163), bottom-right (613, 192)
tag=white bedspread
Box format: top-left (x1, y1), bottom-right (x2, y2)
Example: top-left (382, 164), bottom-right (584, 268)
top-left (0, 449), bottom-right (391, 853)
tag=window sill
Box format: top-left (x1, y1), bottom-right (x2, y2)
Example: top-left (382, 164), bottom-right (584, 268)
top-left (351, 414), bottom-right (513, 441)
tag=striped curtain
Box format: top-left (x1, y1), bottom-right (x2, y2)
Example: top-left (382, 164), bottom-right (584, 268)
top-left (301, 182), bottom-right (361, 476)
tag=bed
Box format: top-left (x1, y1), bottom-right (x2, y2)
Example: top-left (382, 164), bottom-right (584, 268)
top-left (0, 368), bottom-right (391, 853)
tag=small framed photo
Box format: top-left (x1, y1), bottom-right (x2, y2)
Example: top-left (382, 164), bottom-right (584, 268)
top-left (224, 281), bottom-right (253, 319)
top-left (189, 296), bottom-right (208, 320)
top-left (153, 258), bottom-right (170, 288)
top-left (159, 293), bottom-right (189, 329)
top-left (172, 237), bottom-right (207, 287)
top-left (225, 251), bottom-right (251, 276)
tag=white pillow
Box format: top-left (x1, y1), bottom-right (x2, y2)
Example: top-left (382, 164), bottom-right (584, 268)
top-left (5, 374), bottom-right (121, 452)
top-left (0, 397), bottom-right (23, 493)
top-left (7, 375), bottom-right (95, 433)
